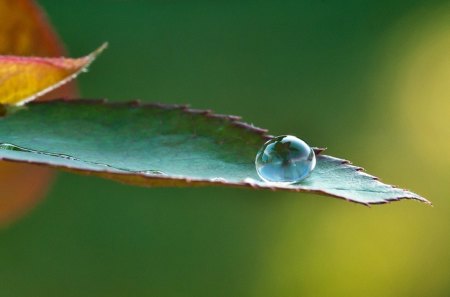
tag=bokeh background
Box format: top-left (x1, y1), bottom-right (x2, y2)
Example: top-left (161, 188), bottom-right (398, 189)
top-left (1, 0), bottom-right (449, 296)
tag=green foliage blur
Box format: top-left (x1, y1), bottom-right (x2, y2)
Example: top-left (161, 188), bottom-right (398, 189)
top-left (1, 1), bottom-right (449, 296)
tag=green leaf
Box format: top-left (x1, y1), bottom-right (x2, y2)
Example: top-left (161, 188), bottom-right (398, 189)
top-left (0, 100), bottom-right (429, 205)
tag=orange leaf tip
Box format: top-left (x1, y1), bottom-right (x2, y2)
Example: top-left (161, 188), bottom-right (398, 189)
top-left (0, 42), bottom-right (108, 106)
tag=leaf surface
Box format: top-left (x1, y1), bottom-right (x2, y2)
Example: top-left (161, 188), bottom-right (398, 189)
top-left (0, 100), bottom-right (430, 205)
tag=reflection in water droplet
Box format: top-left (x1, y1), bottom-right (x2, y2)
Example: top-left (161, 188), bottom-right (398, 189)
top-left (255, 135), bottom-right (316, 184)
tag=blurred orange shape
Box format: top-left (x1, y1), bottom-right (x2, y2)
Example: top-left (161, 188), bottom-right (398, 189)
top-left (0, 0), bottom-right (101, 226)
top-left (0, 0), bottom-right (64, 57)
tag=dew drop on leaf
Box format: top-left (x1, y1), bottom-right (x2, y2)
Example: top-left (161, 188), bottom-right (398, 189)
top-left (255, 135), bottom-right (316, 184)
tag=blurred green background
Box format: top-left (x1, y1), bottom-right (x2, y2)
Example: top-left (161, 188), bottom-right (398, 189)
top-left (1, 0), bottom-right (449, 296)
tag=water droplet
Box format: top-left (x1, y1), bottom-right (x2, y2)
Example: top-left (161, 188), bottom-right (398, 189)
top-left (255, 135), bottom-right (316, 184)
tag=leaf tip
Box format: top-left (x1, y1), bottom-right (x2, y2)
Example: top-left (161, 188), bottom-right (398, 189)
top-left (89, 42), bottom-right (108, 59)
top-left (313, 147), bottom-right (326, 155)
